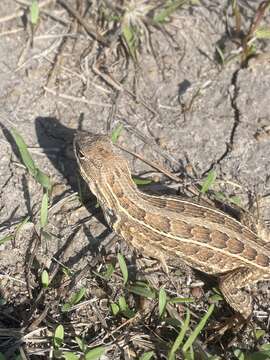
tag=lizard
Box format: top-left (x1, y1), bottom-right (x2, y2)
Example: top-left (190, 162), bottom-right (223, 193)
top-left (73, 130), bottom-right (270, 320)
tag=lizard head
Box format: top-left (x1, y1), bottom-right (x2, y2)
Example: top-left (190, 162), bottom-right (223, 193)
top-left (73, 131), bottom-right (130, 199)
top-left (74, 131), bottom-right (114, 179)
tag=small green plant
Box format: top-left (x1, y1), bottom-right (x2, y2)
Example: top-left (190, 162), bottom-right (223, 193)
top-left (200, 170), bottom-right (243, 208)
top-left (40, 191), bottom-right (49, 228)
top-left (127, 281), bottom-right (157, 299)
top-left (93, 263), bottom-right (115, 280)
top-left (111, 295), bottom-right (135, 318)
top-left (120, 0), bottom-right (155, 60)
top-left (158, 287), bottom-right (167, 317)
top-left (128, 281), bottom-right (194, 305)
top-left (54, 324), bottom-right (64, 349)
top-left (235, 0), bottom-right (270, 64)
top-left (214, 191), bottom-right (242, 207)
top-left (98, 0), bottom-right (195, 60)
top-left (117, 253), bottom-right (129, 285)
top-left (254, 329), bottom-right (266, 340)
top-left (218, 1), bottom-right (270, 66)
top-left (153, 0), bottom-right (191, 23)
top-left (62, 288), bottom-right (86, 312)
top-left (111, 124), bottom-right (123, 144)
top-left (54, 329), bottom-right (105, 360)
top-left (41, 269), bottom-right (49, 288)
top-left (53, 324), bottom-right (64, 358)
top-left (200, 170), bottom-right (217, 194)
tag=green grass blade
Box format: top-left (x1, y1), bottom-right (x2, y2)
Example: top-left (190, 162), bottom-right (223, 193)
top-left (184, 346), bottom-right (194, 360)
top-left (30, 0), bottom-right (39, 25)
top-left (254, 329), bottom-right (265, 340)
top-left (200, 170), bottom-right (217, 194)
top-left (36, 169), bottom-right (52, 191)
top-left (182, 304), bottom-right (214, 353)
top-left (15, 215), bottom-right (30, 233)
top-left (159, 287), bottom-right (167, 317)
top-left (215, 45), bottom-right (225, 65)
top-left (117, 253), bottom-right (128, 285)
top-left (40, 191), bottom-right (49, 228)
top-left (11, 129), bottom-right (51, 191)
top-left (122, 24), bottom-right (137, 60)
top-left (41, 270), bottom-right (49, 288)
top-left (139, 351), bottom-right (154, 360)
top-left (70, 288), bottom-right (86, 306)
top-left (154, 0), bottom-right (187, 24)
top-left (111, 124), bottom-right (123, 144)
top-left (111, 303), bottom-right (120, 316)
top-left (127, 282), bottom-right (156, 299)
top-left (54, 324), bottom-right (64, 349)
top-left (0, 234), bottom-right (13, 245)
top-left (254, 26), bottom-right (270, 39)
top-left (11, 128), bottom-right (37, 177)
top-left (168, 309), bottom-right (190, 359)
top-left (169, 297), bottom-right (194, 304)
top-left (62, 288), bottom-right (86, 312)
top-left (75, 337), bottom-right (86, 352)
top-left (118, 296), bottom-right (128, 312)
top-left (93, 263), bottom-right (115, 281)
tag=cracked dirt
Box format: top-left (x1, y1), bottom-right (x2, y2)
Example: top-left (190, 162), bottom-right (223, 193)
top-left (0, 0), bottom-right (270, 359)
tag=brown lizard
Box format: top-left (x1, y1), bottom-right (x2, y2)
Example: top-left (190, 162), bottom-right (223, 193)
top-left (74, 131), bottom-right (270, 320)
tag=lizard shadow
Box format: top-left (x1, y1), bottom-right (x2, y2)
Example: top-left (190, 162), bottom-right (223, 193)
top-left (35, 116), bottom-right (108, 226)
top-left (35, 116), bottom-right (77, 190)
top-left (34, 117), bottom-right (116, 279)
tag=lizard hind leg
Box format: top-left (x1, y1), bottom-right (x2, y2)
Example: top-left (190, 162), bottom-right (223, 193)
top-left (219, 267), bottom-right (254, 320)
